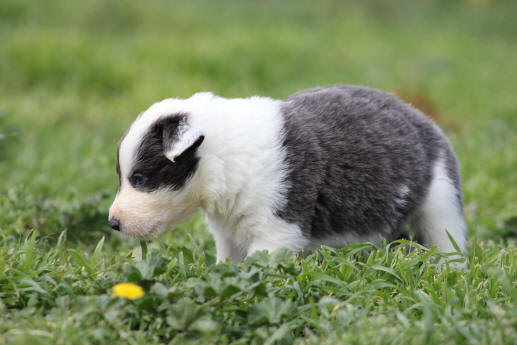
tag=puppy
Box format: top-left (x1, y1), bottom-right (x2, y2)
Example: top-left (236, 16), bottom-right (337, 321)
top-left (109, 85), bottom-right (467, 263)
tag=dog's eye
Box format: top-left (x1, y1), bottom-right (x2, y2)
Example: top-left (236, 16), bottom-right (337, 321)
top-left (131, 173), bottom-right (148, 187)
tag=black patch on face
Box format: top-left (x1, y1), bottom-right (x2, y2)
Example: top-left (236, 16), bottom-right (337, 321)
top-left (126, 114), bottom-right (204, 192)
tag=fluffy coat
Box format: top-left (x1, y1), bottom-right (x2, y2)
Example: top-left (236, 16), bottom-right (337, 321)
top-left (109, 85), bottom-right (467, 263)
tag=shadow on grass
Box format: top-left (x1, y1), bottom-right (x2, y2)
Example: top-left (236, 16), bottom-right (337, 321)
top-left (57, 192), bottom-right (115, 245)
top-left (1, 186), bottom-right (117, 248)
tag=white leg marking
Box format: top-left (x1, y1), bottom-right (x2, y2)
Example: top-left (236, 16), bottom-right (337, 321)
top-left (247, 237), bottom-right (291, 257)
top-left (244, 214), bottom-right (309, 258)
top-left (413, 155), bottom-right (467, 255)
top-left (247, 238), bottom-right (298, 256)
top-left (205, 216), bottom-right (246, 263)
top-left (212, 230), bottom-right (246, 263)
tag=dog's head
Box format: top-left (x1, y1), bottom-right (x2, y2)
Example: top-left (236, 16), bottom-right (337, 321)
top-left (108, 99), bottom-right (205, 238)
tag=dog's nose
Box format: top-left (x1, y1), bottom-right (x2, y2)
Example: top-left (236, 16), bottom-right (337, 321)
top-left (109, 218), bottom-right (121, 231)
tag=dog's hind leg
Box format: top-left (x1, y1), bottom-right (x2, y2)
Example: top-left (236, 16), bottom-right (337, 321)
top-left (411, 152), bottom-right (467, 257)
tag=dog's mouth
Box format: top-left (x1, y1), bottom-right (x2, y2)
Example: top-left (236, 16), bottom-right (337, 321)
top-left (118, 218), bottom-right (166, 239)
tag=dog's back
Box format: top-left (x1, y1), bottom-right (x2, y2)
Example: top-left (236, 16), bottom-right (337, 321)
top-left (277, 86), bottom-right (466, 253)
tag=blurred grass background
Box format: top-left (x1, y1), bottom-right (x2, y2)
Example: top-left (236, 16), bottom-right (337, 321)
top-left (2, 1), bottom-right (517, 344)
top-left (0, 0), bottom-right (516, 244)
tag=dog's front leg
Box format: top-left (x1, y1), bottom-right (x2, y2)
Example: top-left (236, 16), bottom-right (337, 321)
top-left (246, 237), bottom-right (288, 257)
top-left (212, 230), bottom-right (246, 263)
top-left (246, 222), bottom-right (308, 258)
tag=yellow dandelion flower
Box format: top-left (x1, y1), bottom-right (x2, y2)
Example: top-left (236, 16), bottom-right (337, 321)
top-left (111, 283), bottom-right (145, 300)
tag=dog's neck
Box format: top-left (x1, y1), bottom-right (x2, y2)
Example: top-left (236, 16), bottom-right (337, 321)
top-left (186, 95), bottom-right (289, 236)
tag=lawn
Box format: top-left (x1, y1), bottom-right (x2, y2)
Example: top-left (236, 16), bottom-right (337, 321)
top-left (1, 0), bottom-right (517, 344)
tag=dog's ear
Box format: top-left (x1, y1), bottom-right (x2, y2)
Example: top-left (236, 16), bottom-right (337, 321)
top-left (163, 117), bottom-right (204, 162)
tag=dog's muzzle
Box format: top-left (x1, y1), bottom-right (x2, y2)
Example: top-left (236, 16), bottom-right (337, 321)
top-left (109, 218), bottom-right (121, 231)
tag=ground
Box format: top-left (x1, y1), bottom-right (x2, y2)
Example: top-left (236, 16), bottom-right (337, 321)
top-left (1, 0), bottom-right (517, 344)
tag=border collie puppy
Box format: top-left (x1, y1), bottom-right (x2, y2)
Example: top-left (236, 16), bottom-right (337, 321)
top-left (109, 85), bottom-right (467, 263)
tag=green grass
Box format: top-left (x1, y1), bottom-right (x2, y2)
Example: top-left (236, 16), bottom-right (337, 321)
top-left (1, 0), bottom-right (517, 344)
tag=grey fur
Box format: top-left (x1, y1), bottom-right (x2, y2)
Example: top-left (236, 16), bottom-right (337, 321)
top-left (276, 85), bottom-right (465, 243)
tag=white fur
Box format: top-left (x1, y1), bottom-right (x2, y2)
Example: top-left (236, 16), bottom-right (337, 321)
top-left (411, 153), bottom-right (467, 255)
top-left (164, 120), bottom-right (204, 162)
top-left (110, 93), bottom-right (467, 264)
top-left (395, 184), bottom-right (410, 207)
top-left (110, 92), bottom-right (308, 261)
